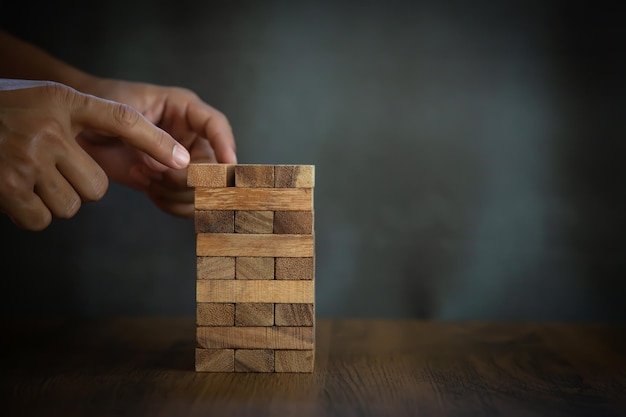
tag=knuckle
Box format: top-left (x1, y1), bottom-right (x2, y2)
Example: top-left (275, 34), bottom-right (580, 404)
top-left (154, 129), bottom-right (168, 150)
top-left (5, 122), bottom-right (67, 168)
top-left (1, 170), bottom-right (41, 209)
top-left (212, 109), bottom-right (229, 125)
top-left (111, 102), bottom-right (140, 129)
top-left (41, 82), bottom-right (75, 104)
top-left (0, 172), bottom-right (25, 197)
top-left (212, 111), bottom-right (233, 136)
top-left (173, 86), bottom-right (197, 98)
top-left (35, 118), bottom-right (68, 149)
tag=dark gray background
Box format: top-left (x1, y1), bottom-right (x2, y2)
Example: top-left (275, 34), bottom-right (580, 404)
top-left (1, 0), bottom-right (624, 320)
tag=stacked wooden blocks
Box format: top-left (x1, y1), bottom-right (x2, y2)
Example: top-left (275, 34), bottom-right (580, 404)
top-left (188, 163), bottom-right (315, 373)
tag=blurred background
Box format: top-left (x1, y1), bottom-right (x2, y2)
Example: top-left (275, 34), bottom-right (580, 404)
top-left (1, 0), bottom-right (624, 320)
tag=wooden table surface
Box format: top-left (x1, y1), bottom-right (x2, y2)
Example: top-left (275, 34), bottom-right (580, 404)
top-left (1, 318), bottom-right (624, 417)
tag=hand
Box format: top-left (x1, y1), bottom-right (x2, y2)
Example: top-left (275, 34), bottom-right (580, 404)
top-left (77, 77), bottom-right (237, 218)
top-left (0, 79), bottom-right (191, 231)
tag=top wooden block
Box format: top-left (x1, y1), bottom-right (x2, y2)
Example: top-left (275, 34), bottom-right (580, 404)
top-left (188, 164), bottom-right (314, 188)
top-left (188, 163), bottom-right (235, 187)
top-left (235, 165), bottom-right (274, 188)
top-left (274, 165), bottom-right (315, 188)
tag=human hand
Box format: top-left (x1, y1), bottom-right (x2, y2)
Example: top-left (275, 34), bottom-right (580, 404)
top-left (77, 77), bottom-right (237, 218)
top-left (0, 79), bottom-right (191, 231)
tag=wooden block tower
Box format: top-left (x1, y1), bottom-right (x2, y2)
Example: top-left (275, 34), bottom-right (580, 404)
top-left (188, 163), bottom-right (315, 372)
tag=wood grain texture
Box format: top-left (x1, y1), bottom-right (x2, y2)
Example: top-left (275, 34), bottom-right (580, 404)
top-left (275, 304), bottom-right (314, 326)
top-left (275, 349), bottom-right (314, 373)
top-left (195, 348), bottom-right (234, 372)
top-left (195, 210), bottom-right (234, 233)
top-left (197, 326), bottom-right (314, 349)
top-left (235, 303), bottom-right (275, 326)
top-left (197, 234), bottom-right (314, 257)
top-left (197, 257), bottom-right (235, 279)
top-left (235, 257), bottom-right (274, 279)
top-left (187, 163), bottom-right (235, 187)
top-left (196, 303), bottom-right (235, 326)
top-left (235, 165), bottom-right (275, 188)
top-left (235, 211), bottom-right (274, 234)
top-left (274, 165), bottom-right (315, 188)
top-left (234, 349), bottom-right (275, 372)
top-left (275, 257), bottom-right (315, 280)
top-left (197, 280), bottom-right (314, 303)
top-left (273, 211), bottom-right (314, 234)
top-left (194, 188), bottom-right (312, 211)
top-left (4, 318), bottom-right (626, 416)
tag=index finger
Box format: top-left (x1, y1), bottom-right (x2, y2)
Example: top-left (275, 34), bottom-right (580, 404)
top-left (71, 93), bottom-right (190, 169)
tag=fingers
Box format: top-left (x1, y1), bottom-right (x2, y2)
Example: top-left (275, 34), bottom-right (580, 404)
top-left (56, 147), bottom-right (109, 203)
top-left (186, 101), bottom-right (237, 164)
top-left (0, 83), bottom-right (115, 230)
top-left (148, 183), bottom-right (194, 208)
top-left (0, 190), bottom-right (51, 231)
top-left (71, 94), bottom-right (191, 169)
top-left (149, 168), bottom-right (192, 202)
top-left (33, 171), bottom-right (82, 219)
top-left (144, 168), bottom-right (194, 218)
top-left (149, 198), bottom-right (195, 218)
top-left (1, 81), bottom-right (234, 228)
top-left (134, 131), bottom-right (217, 218)
top-left (0, 158), bottom-right (99, 230)
top-left (0, 149), bottom-right (109, 231)
top-left (129, 165), bottom-right (159, 188)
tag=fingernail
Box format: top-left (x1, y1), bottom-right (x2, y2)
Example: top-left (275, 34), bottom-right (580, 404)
top-left (173, 145), bottom-right (190, 168)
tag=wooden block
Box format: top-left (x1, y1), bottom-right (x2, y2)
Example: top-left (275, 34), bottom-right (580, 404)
top-left (275, 303), bottom-right (314, 326)
top-left (188, 163), bottom-right (235, 187)
top-left (275, 350), bottom-right (314, 373)
top-left (236, 257), bottom-right (274, 279)
top-left (273, 211), bottom-right (313, 234)
top-left (195, 210), bottom-right (234, 233)
top-left (274, 165), bottom-right (315, 188)
top-left (197, 326), bottom-right (314, 349)
top-left (235, 349), bottom-right (275, 372)
top-left (236, 303), bottom-right (274, 326)
top-left (197, 257), bottom-right (235, 279)
top-left (194, 188), bottom-right (312, 211)
top-left (195, 348), bottom-right (235, 372)
top-left (197, 234), bottom-right (313, 257)
top-left (235, 165), bottom-right (274, 188)
top-left (197, 280), bottom-right (313, 303)
top-left (196, 303), bottom-right (235, 326)
top-left (191, 163), bottom-right (317, 374)
top-left (235, 211), bottom-right (273, 234)
top-left (275, 257), bottom-right (315, 280)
